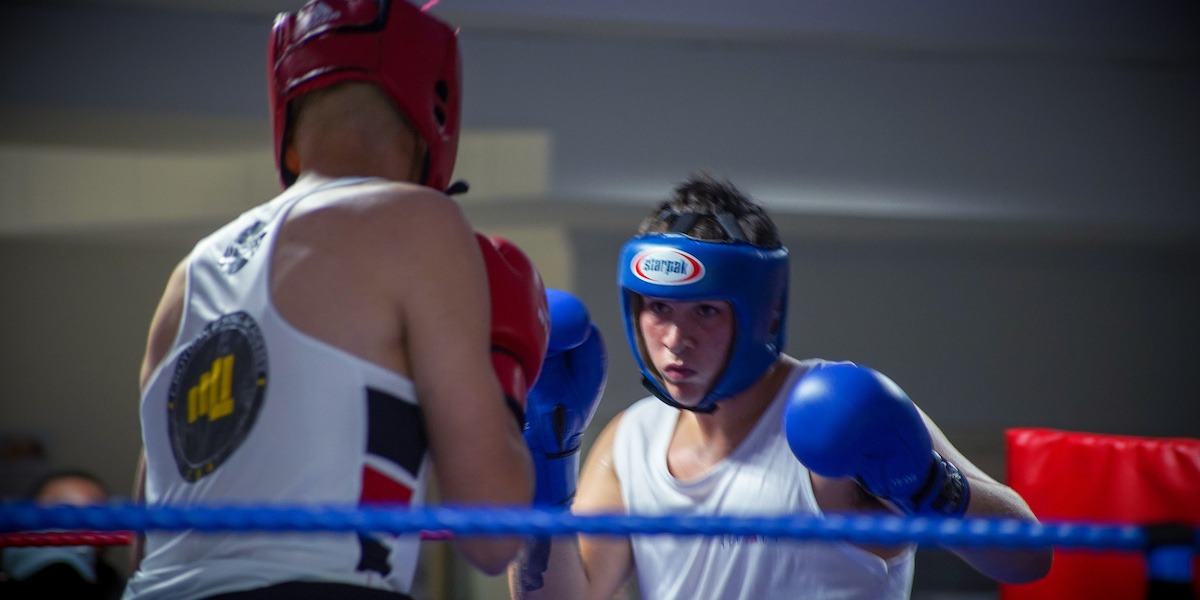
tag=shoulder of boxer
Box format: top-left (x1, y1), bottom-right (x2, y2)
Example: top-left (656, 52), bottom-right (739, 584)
top-left (279, 179), bottom-right (473, 260)
top-left (331, 191), bottom-right (483, 321)
top-left (572, 410), bottom-right (628, 513)
top-left (345, 180), bottom-right (468, 224)
top-left (141, 258), bottom-right (189, 390)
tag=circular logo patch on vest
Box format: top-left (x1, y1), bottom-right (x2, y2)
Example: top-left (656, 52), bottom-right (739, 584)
top-left (630, 247), bottom-right (705, 286)
top-left (167, 311), bottom-right (268, 482)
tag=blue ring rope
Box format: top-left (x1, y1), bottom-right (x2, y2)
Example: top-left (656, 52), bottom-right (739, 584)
top-left (3, 502), bottom-right (1197, 553)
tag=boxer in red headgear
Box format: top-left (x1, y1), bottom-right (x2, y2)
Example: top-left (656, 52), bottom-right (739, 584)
top-left (126, 2), bottom-right (547, 599)
top-left (268, 0), bottom-right (461, 192)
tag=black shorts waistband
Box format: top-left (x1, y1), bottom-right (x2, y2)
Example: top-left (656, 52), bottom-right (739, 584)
top-left (203, 581), bottom-right (414, 600)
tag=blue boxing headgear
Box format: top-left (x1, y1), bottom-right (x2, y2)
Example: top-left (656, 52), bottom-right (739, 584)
top-left (618, 227), bottom-right (788, 413)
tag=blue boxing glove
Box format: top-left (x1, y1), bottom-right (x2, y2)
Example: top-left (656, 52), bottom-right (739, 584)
top-left (524, 289), bottom-right (607, 507)
top-left (783, 362), bottom-right (970, 517)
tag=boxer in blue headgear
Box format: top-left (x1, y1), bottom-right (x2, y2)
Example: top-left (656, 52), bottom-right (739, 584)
top-left (618, 200), bottom-right (788, 412)
top-left (509, 173), bottom-right (1050, 600)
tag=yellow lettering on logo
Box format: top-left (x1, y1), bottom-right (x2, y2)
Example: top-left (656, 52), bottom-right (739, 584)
top-left (187, 354), bottom-right (236, 423)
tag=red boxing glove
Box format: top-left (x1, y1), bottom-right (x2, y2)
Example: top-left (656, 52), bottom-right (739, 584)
top-left (476, 234), bottom-right (551, 424)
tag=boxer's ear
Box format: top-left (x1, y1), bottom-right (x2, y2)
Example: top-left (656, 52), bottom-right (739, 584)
top-left (284, 143), bottom-right (300, 177)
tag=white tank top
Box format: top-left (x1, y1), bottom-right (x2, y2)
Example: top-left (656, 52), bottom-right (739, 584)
top-left (612, 360), bottom-right (915, 600)
top-left (126, 178), bottom-right (428, 600)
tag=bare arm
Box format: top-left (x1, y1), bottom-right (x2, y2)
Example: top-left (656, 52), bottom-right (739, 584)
top-left (509, 415), bottom-right (635, 600)
top-left (129, 450), bottom-right (146, 575)
top-left (921, 409), bottom-right (1053, 584)
top-left (139, 258), bottom-right (187, 391)
top-left (130, 258), bottom-right (187, 574)
top-left (389, 192), bottom-right (534, 574)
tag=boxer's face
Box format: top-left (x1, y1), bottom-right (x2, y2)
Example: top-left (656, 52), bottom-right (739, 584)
top-left (638, 297), bottom-right (734, 407)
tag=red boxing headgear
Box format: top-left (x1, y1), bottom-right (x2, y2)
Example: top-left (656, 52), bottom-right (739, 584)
top-left (268, 0), bottom-right (461, 190)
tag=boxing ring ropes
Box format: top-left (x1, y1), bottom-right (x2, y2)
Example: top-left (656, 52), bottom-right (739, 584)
top-left (2, 503), bottom-right (1197, 597)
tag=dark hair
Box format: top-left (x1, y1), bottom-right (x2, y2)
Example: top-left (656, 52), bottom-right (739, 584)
top-left (637, 172), bottom-right (782, 248)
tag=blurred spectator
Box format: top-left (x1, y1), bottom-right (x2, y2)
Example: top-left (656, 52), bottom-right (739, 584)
top-left (0, 469), bottom-right (126, 599)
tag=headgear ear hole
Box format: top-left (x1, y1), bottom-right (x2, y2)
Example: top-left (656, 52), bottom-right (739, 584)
top-left (768, 298), bottom-right (783, 336)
